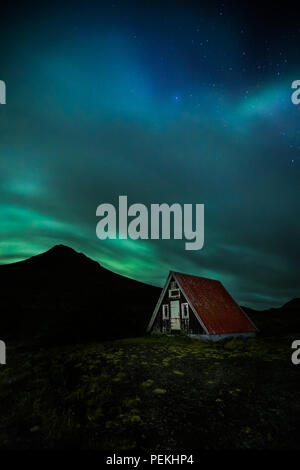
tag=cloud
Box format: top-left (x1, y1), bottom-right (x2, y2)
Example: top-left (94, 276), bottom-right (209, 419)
top-left (0, 14), bottom-right (299, 309)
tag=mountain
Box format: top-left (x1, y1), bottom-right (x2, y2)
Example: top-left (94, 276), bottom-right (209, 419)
top-left (243, 298), bottom-right (300, 335)
top-left (0, 245), bottom-right (299, 344)
top-left (282, 298), bottom-right (300, 311)
top-left (0, 245), bottom-right (160, 344)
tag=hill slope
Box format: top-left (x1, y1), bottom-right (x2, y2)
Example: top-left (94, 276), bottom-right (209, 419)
top-left (0, 245), bottom-right (299, 343)
top-left (0, 245), bottom-right (160, 343)
top-left (243, 298), bottom-right (300, 335)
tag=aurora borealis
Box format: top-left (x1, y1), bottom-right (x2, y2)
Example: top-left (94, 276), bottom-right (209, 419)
top-left (0, 1), bottom-right (299, 309)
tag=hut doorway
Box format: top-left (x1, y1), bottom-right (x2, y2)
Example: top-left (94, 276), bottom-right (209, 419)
top-left (170, 300), bottom-right (181, 330)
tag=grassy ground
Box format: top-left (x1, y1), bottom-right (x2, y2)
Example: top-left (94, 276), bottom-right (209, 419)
top-left (0, 335), bottom-right (299, 450)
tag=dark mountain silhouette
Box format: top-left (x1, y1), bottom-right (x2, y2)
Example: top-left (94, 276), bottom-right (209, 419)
top-left (282, 298), bottom-right (300, 310)
top-left (0, 245), bottom-right (299, 344)
top-left (243, 298), bottom-right (300, 336)
top-left (0, 245), bottom-right (160, 344)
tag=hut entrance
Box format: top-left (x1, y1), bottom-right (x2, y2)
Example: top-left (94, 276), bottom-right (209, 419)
top-left (170, 300), bottom-right (181, 330)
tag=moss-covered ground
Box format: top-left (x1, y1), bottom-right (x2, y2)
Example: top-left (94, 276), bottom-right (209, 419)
top-left (0, 335), bottom-right (299, 450)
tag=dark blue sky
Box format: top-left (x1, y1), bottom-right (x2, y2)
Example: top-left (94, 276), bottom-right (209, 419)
top-left (0, 1), bottom-right (299, 308)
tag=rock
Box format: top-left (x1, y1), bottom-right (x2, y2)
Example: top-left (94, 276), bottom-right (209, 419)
top-left (30, 425), bottom-right (40, 433)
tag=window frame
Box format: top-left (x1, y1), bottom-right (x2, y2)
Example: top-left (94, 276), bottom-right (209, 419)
top-left (168, 288), bottom-right (180, 299)
top-left (181, 302), bottom-right (189, 319)
top-left (162, 304), bottom-right (170, 320)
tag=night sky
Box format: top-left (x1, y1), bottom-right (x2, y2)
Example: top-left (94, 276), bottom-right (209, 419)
top-left (0, 1), bottom-right (299, 309)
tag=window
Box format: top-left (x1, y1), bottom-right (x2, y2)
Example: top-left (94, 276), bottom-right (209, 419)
top-left (162, 304), bottom-right (169, 320)
top-left (181, 303), bottom-right (189, 319)
top-left (169, 288), bottom-right (180, 299)
top-left (171, 281), bottom-right (177, 289)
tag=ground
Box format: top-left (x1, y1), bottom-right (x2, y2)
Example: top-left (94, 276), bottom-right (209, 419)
top-left (0, 335), bottom-right (299, 450)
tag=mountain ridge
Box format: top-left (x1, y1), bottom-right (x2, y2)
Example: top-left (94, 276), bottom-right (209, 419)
top-left (2, 244), bottom-right (298, 310)
top-left (0, 244), bottom-right (160, 344)
top-left (0, 245), bottom-right (299, 342)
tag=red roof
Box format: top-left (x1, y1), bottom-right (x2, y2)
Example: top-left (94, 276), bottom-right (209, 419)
top-left (173, 271), bottom-right (257, 335)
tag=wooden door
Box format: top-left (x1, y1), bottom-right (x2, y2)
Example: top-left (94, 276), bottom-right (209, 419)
top-left (170, 300), bottom-right (181, 330)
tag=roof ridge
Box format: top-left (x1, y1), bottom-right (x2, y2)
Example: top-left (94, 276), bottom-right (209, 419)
top-left (172, 270), bottom-right (220, 283)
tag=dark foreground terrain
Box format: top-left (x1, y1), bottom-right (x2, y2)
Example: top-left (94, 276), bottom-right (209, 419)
top-left (0, 334), bottom-right (299, 450)
top-left (0, 246), bottom-right (299, 450)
